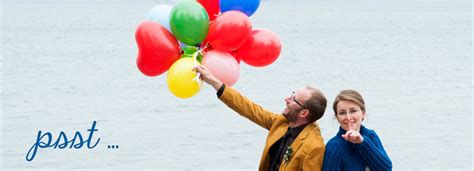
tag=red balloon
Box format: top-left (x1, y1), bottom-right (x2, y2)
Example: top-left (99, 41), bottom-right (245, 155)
top-left (207, 11), bottom-right (252, 52)
top-left (232, 51), bottom-right (241, 64)
top-left (236, 29), bottom-right (281, 67)
top-left (200, 35), bottom-right (211, 50)
top-left (201, 44), bottom-right (213, 53)
top-left (135, 21), bottom-right (180, 76)
top-left (197, 0), bottom-right (220, 21)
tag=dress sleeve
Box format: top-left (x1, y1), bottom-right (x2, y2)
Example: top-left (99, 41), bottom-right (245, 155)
top-left (353, 131), bottom-right (392, 170)
top-left (218, 86), bottom-right (277, 130)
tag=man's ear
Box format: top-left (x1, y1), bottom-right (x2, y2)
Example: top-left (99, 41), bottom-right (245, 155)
top-left (299, 109), bottom-right (309, 118)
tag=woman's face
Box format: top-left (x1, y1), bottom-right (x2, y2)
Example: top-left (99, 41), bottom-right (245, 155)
top-left (336, 100), bottom-right (365, 132)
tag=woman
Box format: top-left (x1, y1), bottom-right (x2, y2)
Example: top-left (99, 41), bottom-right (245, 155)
top-left (323, 90), bottom-right (392, 171)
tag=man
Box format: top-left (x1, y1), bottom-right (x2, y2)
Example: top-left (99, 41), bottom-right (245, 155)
top-left (194, 65), bottom-right (327, 171)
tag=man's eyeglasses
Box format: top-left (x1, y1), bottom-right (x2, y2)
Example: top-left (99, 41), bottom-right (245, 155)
top-left (291, 92), bottom-right (308, 109)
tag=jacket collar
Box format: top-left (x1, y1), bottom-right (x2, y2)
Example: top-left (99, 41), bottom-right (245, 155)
top-left (290, 123), bottom-right (316, 151)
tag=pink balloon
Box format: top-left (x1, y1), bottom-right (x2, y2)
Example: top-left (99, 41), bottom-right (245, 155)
top-left (202, 50), bottom-right (240, 86)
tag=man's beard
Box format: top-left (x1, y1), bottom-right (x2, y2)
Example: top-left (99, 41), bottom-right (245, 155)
top-left (284, 108), bottom-right (302, 122)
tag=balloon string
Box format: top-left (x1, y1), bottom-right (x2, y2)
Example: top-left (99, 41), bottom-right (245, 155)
top-left (200, 43), bottom-right (209, 56)
top-left (192, 48), bottom-right (204, 88)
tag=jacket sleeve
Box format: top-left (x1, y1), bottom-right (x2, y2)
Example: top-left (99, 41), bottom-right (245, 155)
top-left (218, 86), bottom-right (277, 130)
top-left (302, 144), bottom-right (325, 171)
top-left (353, 131), bottom-right (393, 170)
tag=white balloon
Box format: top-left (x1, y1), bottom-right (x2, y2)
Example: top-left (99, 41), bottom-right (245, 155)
top-left (146, 5), bottom-right (173, 31)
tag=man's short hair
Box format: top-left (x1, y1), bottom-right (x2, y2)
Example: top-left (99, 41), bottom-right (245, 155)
top-left (304, 86), bottom-right (327, 123)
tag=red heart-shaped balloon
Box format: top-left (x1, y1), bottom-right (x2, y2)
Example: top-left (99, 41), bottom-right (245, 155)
top-left (135, 21), bottom-right (180, 77)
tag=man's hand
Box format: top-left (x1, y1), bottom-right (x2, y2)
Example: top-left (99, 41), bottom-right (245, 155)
top-left (194, 65), bottom-right (223, 91)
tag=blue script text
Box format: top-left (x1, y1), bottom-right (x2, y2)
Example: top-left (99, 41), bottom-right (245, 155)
top-left (26, 121), bottom-right (101, 161)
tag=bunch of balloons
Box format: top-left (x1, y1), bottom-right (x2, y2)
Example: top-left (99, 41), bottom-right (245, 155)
top-left (135, 0), bottom-right (282, 99)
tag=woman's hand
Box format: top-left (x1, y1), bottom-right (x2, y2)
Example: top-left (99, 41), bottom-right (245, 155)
top-left (193, 65), bottom-right (223, 91)
top-left (341, 130), bottom-right (364, 144)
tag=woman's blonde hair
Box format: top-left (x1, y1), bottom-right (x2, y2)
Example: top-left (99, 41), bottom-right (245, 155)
top-left (332, 89), bottom-right (365, 115)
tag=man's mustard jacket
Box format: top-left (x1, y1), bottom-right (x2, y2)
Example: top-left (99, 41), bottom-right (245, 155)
top-left (219, 86), bottom-right (325, 171)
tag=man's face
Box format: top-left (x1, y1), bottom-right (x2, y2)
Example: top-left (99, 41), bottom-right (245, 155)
top-left (282, 88), bottom-right (309, 122)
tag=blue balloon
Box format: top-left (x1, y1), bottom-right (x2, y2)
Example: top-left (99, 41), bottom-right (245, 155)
top-left (146, 5), bottom-right (173, 31)
top-left (219, 0), bottom-right (260, 17)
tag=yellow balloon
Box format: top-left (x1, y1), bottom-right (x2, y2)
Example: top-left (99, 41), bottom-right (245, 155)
top-left (167, 57), bottom-right (201, 98)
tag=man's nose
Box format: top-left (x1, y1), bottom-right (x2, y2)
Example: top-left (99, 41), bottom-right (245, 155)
top-left (284, 96), bottom-right (291, 103)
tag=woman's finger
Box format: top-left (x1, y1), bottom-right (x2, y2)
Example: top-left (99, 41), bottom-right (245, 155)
top-left (341, 134), bottom-right (348, 140)
top-left (343, 131), bottom-right (353, 140)
top-left (350, 132), bottom-right (357, 138)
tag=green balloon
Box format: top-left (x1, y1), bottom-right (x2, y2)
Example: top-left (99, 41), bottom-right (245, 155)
top-left (181, 46), bottom-right (203, 63)
top-left (170, 1), bottom-right (209, 46)
top-left (182, 46), bottom-right (199, 55)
